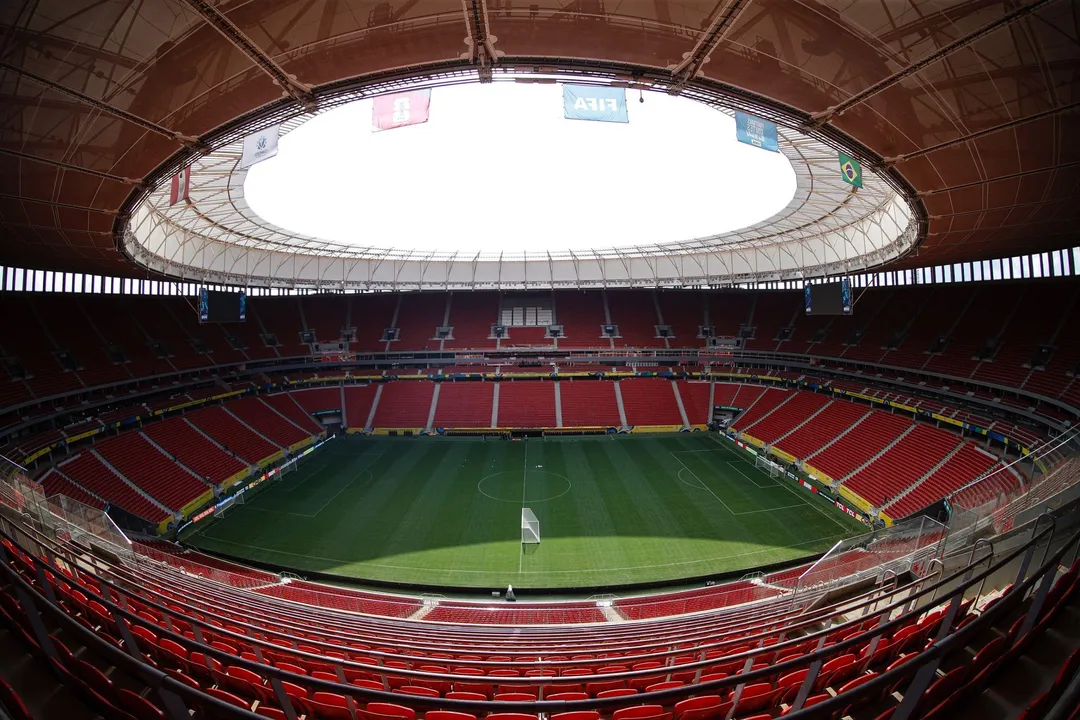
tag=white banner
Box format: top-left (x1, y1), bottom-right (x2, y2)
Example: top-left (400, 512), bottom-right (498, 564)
top-left (240, 125), bottom-right (280, 169)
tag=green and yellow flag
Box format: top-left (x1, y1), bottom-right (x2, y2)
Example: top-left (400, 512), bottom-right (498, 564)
top-left (839, 152), bottom-right (862, 188)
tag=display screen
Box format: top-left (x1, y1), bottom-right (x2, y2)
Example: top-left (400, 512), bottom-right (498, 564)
top-left (804, 279), bottom-right (852, 316)
top-left (199, 288), bottom-right (246, 323)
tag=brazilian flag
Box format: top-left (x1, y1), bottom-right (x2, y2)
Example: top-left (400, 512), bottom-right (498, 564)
top-left (839, 152), bottom-right (862, 188)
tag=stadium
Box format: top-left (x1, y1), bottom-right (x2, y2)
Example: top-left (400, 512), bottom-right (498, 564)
top-left (1, 1), bottom-right (1080, 719)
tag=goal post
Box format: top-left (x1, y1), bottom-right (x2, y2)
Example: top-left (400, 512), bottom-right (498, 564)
top-left (521, 508), bottom-right (540, 545)
top-left (213, 492), bottom-right (244, 519)
top-left (755, 454), bottom-right (783, 478)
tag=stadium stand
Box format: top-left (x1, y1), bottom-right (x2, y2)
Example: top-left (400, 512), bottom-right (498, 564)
top-left (434, 382), bottom-right (494, 428)
top-left (560, 381), bottom-right (621, 427)
top-left (262, 393), bottom-right (325, 435)
top-left (620, 379), bottom-right (683, 427)
top-left (94, 432), bottom-right (208, 511)
top-left (372, 381), bottom-right (435, 428)
top-left (225, 396), bottom-right (312, 448)
top-left (805, 411), bottom-right (913, 482)
top-left (774, 400), bottom-right (870, 460)
top-left (739, 392), bottom-right (829, 444)
top-left (557, 291), bottom-right (608, 349)
top-left (730, 388), bottom-right (790, 432)
top-left (656, 292), bottom-right (703, 348)
top-left (444, 293), bottom-right (499, 350)
top-left (396, 294), bottom-right (448, 351)
top-left (144, 419), bottom-right (248, 485)
top-left (186, 406), bottom-right (280, 464)
top-left (343, 385), bottom-right (378, 429)
top-left (676, 381), bottom-right (712, 425)
top-left (843, 425), bottom-right (962, 509)
top-left (606, 291), bottom-right (663, 348)
top-left (497, 381), bottom-right (557, 428)
top-left (301, 294), bottom-right (347, 344)
top-left (351, 293), bottom-right (399, 353)
top-left (56, 452), bottom-right (167, 521)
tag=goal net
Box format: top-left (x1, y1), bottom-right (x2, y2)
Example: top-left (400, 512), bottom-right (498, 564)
top-left (521, 508), bottom-right (540, 544)
top-left (755, 455), bottom-right (783, 478)
top-left (214, 492), bottom-right (244, 519)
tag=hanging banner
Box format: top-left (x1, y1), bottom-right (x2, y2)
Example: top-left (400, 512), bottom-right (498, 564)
top-left (839, 152), bottom-right (863, 187)
top-left (372, 89), bottom-right (432, 131)
top-left (239, 124), bottom-right (280, 169)
top-left (169, 165), bottom-right (191, 206)
top-left (734, 111), bottom-right (779, 152)
top-left (562, 84), bottom-right (629, 123)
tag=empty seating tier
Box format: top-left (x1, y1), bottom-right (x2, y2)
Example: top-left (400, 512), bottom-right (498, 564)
top-left (560, 381), bottom-right (621, 427)
top-left (620, 379), bottom-right (683, 426)
top-left (807, 411), bottom-right (912, 482)
top-left (677, 381), bottom-right (713, 425)
top-left (775, 400), bottom-right (869, 459)
top-left (434, 382), bottom-right (494, 428)
top-left (740, 391), bottom-right (829, 444)
top-left (263, 393), bottom-right (324, 435)
top-left (497, 382), bottom-right (556, 427)
top-left (94, 432), bottom-right (208, 511)
top-left (372, 382), bottom-right (435, 428)
top-left (730, 388), bottom-right (790, 431)
top-left (186, 406), bottom-right (280, 465)
top-left (226, 396), bottom-right (311, 448)
top-left (844, 424), bottom-right (961, 509)
top-left (58, 453), bottom-right (166, 521)
top-left (144, 418), bottom-right (247, 485)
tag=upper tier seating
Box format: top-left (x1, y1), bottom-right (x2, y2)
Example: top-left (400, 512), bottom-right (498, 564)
top-left (607, 291), bottom-right (664, 348)
top-left (94, 432), bottom-right (208, 511)
top-left (444, 292), bottom-right (498, 350)
top-left (144, 418), bottom-right (247, 485)
top-left (57, 452), bottom-right (166, 521)
top-left (300, 294), bottom-right (348, 344)
top-left (620, 379), bottom-right (683, 426)
top-left (226, 396), bottom-right (311, 448)
top-left (844, 424), bottom-right (962, 509)
top-left (656, 291), bottom-right (704, 348)
top-left (186, 406), bottom-right (280, 464)
top-left (556, 291), bottom-right (608, 349)
top-left (434, 382), bottom-right (494, 428)
top-left (560, 381), bottom-right (621, 427)
top-left (497, 382), bottom-right (557, 427)
top-left (395, 294), bottom-right (447, 351)
top-left (372, 382), bottom-right (435, 427)
top-left (351, 293), bottom-right (398, 353)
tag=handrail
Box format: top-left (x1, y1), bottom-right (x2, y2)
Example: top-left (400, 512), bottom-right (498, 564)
top-left (1, 513), bottom-right (1066, 707)
top-left (3, 515), bottom-right (1075, 720)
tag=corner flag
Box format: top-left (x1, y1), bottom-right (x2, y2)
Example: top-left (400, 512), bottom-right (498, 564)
top-left (839, 152), bottom-right (862, 188)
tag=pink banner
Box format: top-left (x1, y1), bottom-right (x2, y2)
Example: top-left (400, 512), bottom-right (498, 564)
top-left (372, 89), bottom-right (431, 131)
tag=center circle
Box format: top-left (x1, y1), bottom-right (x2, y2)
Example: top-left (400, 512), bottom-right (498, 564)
top-left (477, 470), bottom-right (573, 504)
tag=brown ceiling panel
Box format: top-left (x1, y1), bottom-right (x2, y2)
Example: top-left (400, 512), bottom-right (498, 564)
top-left (0, 0), bottom-right (1076, 278)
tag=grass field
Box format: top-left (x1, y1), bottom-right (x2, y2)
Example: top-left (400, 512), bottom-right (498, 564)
top-left (182, 433), bottom-right (865, 589)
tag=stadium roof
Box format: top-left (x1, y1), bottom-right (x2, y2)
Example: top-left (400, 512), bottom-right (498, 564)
top-left (1, 0), bottom-right (1078, 284)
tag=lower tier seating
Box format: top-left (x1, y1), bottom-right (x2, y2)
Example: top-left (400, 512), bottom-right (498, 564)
top-left (620, 379), bottom-right (683, 427)
top-left (560, 381), bottom-right (621, 427)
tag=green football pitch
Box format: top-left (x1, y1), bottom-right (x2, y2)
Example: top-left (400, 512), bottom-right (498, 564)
top-left (182, 433), bottom-right (865, 590)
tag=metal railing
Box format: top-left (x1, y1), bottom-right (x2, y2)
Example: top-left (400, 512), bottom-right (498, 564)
top-left (1, 502), bottom-right (1075, 720)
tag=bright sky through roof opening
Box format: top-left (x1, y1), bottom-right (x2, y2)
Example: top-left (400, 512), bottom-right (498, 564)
top-left (244, 83), bottom-right (797, 254)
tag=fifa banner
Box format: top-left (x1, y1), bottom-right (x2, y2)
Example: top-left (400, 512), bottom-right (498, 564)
top-left (239, 124), bottom-right (280, 169)
top-left (735, 111), bottom-right (779, 152)
top-left (372, 89), bottom-right (432, 131)
top-left (563, 84), bottom-right (629, 123)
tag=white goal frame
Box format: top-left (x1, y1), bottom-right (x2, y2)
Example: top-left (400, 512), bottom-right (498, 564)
top-left (755, 455), bottom-right (783, 478)
top-left (521, 508), bottom-right (540, 545)
top-left (214, 492), bottom-right (244, 519)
